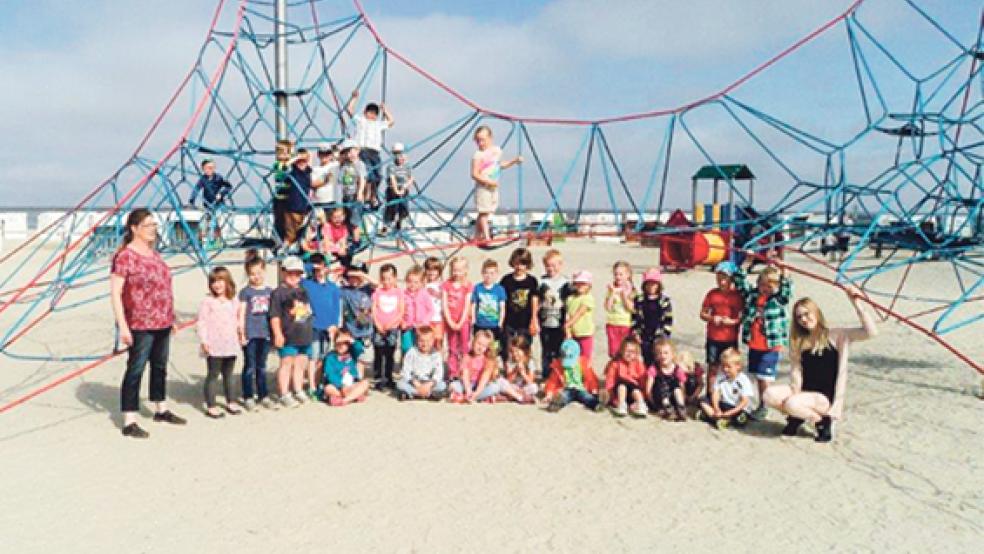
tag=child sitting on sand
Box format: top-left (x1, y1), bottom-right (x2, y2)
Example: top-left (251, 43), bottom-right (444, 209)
top-left (699, 347), bottom-right (753, 429)
top-left (198, 266), bottom-right (243, 418)
top-left (604, 337), bottom-right (648, 418)
top-left (322, 329), bottom-right (370, 406)
top-left (470, 125), bottom-right (522, 243)
top-left (450, 329), bottom-right (500, 403)
top-left (544, 339), bottom-right (601, 412)
top-left (675, 350), bottom-right (705, 407)
top-left (646, 337), bottom-right (687, 421)
top-left (396, 325), bottom-right (447, 401)
top-left (495, 335), bottom-right (538, 404)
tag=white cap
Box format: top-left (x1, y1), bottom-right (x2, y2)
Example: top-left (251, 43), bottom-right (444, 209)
top-left (391, 142), bottom-right (405, 153)
top-left (317, 142), bottom-right (332, 152)
top-left (340, 139), bottom-right (357, 151)
top-left (282, 256), bottom-right (305, 273)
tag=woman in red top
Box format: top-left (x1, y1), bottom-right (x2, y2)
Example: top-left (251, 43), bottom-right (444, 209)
top-left (110, 208), bottom-right (186, 438)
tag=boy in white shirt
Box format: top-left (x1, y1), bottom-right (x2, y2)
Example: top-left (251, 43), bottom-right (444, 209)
top-left (311, 142), bottom-right (340, 207)
top-left (396, 325), bottom-right (447, 401)
top-left (699, 347), bottom-right (753, 428)
top-left (345, 89), bottom-right (394, 209)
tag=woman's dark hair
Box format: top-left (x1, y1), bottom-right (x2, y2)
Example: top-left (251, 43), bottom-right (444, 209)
top-left (119, 208), bottom-right (154, 251)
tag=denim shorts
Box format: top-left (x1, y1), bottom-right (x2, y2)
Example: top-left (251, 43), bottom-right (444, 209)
top-left (747, 349), bottom-right (780, 381)
top-left (279, 344), bottom-right (313, 358)
top-left (705, 339), bottom-right (739, 366)
top-left (311, 329), bottom-right (332, 362)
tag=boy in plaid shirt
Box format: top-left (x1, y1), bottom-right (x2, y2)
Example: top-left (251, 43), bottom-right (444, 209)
top-left (733, 263), bottom-right (791, 420)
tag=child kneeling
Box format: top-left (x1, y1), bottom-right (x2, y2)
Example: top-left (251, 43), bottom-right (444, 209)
top-left (397, 325), bottom-right (447, 401)
top-left (544, 339), bottom-right (601, 412)
top-left (322, 329), bottom-right (370, 406)
top-left (699, 347), bottom-right (754, 428)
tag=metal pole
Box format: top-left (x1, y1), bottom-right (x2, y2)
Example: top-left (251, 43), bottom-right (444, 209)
top-left (274, 0), bottom-right (289, 141)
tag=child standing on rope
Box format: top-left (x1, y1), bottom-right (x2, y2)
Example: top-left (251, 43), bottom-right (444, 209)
top-left (198, 267), bottom-right (243, 418)
top-left (270, 256), bottom-right (315, 408)
top-left (238, 254), bottom-right (276, 411)
top-left (384, 142), bottom-right (412, 248)
top-left (471, 125), bottom-right (522, 243)
top-left (338, 140), bottom-right (367, 246)
top-left (442, 257), bottom-right (473, 380)
top-left (733, 261), bottom-right (792, 420)
top-left (345, 90), bottom-right (394, 209)
top-left (632, 267), bottom-right (673, 368)
top-left (604, 260), bottom-right (635, 358)
top-left (500, 248), bottom-right (539, 362)
top-left (538, 249), bottom-right (570, 383)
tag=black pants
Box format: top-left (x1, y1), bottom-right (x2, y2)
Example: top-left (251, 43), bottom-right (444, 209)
top-left (204, 356), bottom-right (237, 407)
top-left (651, 373), bottom-right (684, 409)
top-left (121, 328), bottom-right (171, 413)
top-left (373, 328), bottom-right (399, 384)
top-left (540, 327), bottom-right (564, 381)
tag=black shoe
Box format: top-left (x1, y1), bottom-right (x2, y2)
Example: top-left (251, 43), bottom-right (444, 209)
top-left (429, 389), bottom-right (448, 401)
top-left (153, 410), bottom-right (187, 425)
top-left (397, 391), bottom-right (411, 402)
top-left (815, 416), bottom-right (833, 443)
top-left (122, 423), bottom-right (149, 439)
top-left (781, 417), bottom-right (804, 437)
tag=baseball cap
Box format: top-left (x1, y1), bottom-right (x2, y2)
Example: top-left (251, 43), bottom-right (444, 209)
top-left (282, 256), bottom-right (304, 273)
top-left (642, 267), bottom-right (662, 283)
top-left (572, 270), bottom-right (592, 284)
top-left (340, 139), bottom-right (357, 151)
top-left (391, 142), bottom-right (405, 153)
top-left (560, 339), bottom-right (581, 367)
top-left (317, 142), bottom-right (332, 153)
top-left (345, 262), bottom-right (368, 275)
top-left (714, 261), bottom-right (738, 275)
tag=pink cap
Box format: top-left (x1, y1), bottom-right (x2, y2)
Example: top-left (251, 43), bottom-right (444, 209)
top-left (572, 270), bottom-right (592, 284)
top-left (642, 267), bottom-right (663, 283)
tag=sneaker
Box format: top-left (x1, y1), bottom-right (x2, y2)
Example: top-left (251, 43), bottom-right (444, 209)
top-left (152, 410), bottom-right (187, 425)
top-left (715, 417), bottom-right (730, 430)
top-left (815, 417), bottom-right (834, 443)
top-left (294, 391), bottom-right (308, 404)
top-left (260, 397), bottom-right (279, 410)
top-left (750, 404), bottom-right (768, 421)
top-left (546, 396), bottom-right (565, 413)
top-left (613, 401), bottom-right (628, 418)
top-left (308, 389), bottom-right (320, 401)
top-left (281, 395), bottom-right (299, 409)
top-left (244, 398), bottom-right (258, 412)
top-left (630, 402), bottom-right (648, 418)
top-left (122, 423), bottom-right (149, 439)
top-left (734, 413), bottom-right (750, 427)
top-left (781, 417), bottom-right (804, 437)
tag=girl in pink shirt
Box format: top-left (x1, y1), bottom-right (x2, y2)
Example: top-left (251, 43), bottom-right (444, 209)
top-left (372, 263), bottom-right (405, 389)
top-left (197, 267), bottom-right (243, 418)
top-left (450, 329), bottom-right (500, 403)
top-left (441, 257), bottom-right (473, 379)
top-left (401, 265), bottom-right (435, 353)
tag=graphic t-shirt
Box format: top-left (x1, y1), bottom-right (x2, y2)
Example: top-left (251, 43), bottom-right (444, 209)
top-left (715, 372), bottom-right (755, 412)
top-left (500, 273), bottom-right (539, 330)
top-left (372, 287), bottom-right (404, 330)
top-left (111, 247), bottom-right (174, 331)
top-left (269, 285), bottom-right (314, 346)
top-left (238, 285), bottom-right (272, 340)
top-left (472, 146), bottom-right (502, 188)
top-left (341, 284), bottom-right (375, 339)
top-left (563, 361), bottom-right (586, 391)
top-left (339, 162), bottom-right (366, 202)
top-left (538, 274), bottom-right (570, 329)
top-left (385, 163), bottom-right (412, 197)
top-left (425, 281), bottom-right (444, 324)
top-left (702, 288), bottom-right (743, 343)
top-left (472, 283), bottom-right (506, 329)
top-left (606, 284), bottom-right (635, 327)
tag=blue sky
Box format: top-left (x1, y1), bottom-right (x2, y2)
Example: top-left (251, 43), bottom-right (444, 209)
top-left (0, 0), bottom-right (978, 211)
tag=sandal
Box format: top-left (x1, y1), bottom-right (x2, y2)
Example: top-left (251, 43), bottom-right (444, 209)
top-left (205, 408), bottom-right (225, 419)
top-left (226, 403), bottom-right (243, 415)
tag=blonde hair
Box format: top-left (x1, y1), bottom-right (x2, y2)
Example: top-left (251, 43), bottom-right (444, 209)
top-left (405, 264), bottom-right (424, 280)
top-left (470, 329), bottom-right (498, 362)
top-left (653, 336), bottom-right (676, 359)
top-left (719, 347), bottom-right (742, 367)
top-left (675, 350), bottom-right (696, 373)
top-left (542, 248), bottom-right (562, 264)
top-left (208, 266), bottom-right (236, 299)
top-left (758, 266), bottom-right (781, 285)
top-left (790, 297), bottom-right (831, 357)
top-left (612, 260), bottom-right (632, 276)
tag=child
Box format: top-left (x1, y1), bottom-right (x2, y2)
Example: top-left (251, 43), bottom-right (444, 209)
top-left (238, 254), bottom-right (276, 411)
top-left (345, 89), bottom-right (394, 208)
top-left (302, 253), bottom-right (341, 399)
top-left (544, 339), bottom-right (601, 412)
top-left (603, 337), bottom-right (648, 418)
top-left (675, 350), bottom-right (706, 407)
top-left (646, 337), bottom-right (687, 421)
top-left (270, 256), bottom-right (315, 408)
top-left (564, 271), bottom-right (596, 361)
top-left (340, 262), bottom-right (376, 385)
top-left (396, 325), bottom-right (447, 401)
top-left (632, 267), bottom-right (673, 368)
top-left (604, 260), bottom-right (635, 358)
top-left (325, 206), bottom-right (351, 266)
top-left (496, 335), bottom-right (538, 404)
top-left (472, 259), bottom-right (506, 355)
top-left (500, 248), bottom-right (540, 362)
top-left (271, 139), bottom-right (294, 251)
top-left (310, 142), bottom-right (339, 207)
top-left (733, 262), bottom-right (792, 420)
top-left (538, 248), bottom-right (570, 382)
top-left (401, 265), bottom-right (435, 354)
top-left (442, 257), bottom-right (473, 380)
top-left (372, 263), bottom-right (405, 390)
top-left (470, 125), bottom-right (522, 243)
top-left (699, 347), bottom-right (754, 429)
top-left (337, 140), bottom-right (367, 245)
top-left (699, 261), bottom-right (743, 394)
top-left (423, 257), bottom-right (446, 349)
top-left (322, 329), bottom-right (370, 406)
top-left (450, 329), bottom-right (500, 403)
top-left (198, 266), bottom-right (243, 418)
top-left (384, 142), bottom-right (412, 246)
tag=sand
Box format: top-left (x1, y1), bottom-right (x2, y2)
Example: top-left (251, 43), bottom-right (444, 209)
top-left (0, 239), bottom-right (982, 553)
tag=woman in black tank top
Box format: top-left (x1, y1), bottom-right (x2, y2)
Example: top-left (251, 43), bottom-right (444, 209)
top-left (763, 285), bottom-right (877, 443)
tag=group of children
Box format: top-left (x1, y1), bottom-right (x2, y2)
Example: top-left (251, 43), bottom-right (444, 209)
top-left (195, 242), bottom-right (793, 430)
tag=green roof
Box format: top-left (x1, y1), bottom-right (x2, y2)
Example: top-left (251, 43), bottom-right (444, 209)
top-left (693, 164), bottom-right (755, 180)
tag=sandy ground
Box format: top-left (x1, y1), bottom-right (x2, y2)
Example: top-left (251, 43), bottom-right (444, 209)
top-left (1, 238), bottom-right (982, 553)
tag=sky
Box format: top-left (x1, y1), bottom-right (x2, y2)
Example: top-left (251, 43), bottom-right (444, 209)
top-left (0, 0), bottom-right (978, 213)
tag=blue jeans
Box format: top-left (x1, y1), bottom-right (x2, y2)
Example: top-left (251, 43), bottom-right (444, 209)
top-left (451, 380), bottom-right (499, 401)
top-left (556, 387), bottom-right (599, 410)
top-left (311, 329), bottom-right (332, 364)
top-left (242, 338), bottom-right (270, 400)
top-left (397, 378), bottom-right (447, 398)
top-left (121, 328), bottom-right (171, 413)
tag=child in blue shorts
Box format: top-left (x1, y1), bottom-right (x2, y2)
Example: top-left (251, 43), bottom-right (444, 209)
top-left (270, 256), bottom-right (314, 408)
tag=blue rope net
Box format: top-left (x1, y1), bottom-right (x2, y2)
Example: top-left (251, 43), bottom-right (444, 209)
top-left (0, 0), bottom-right (981, 365)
